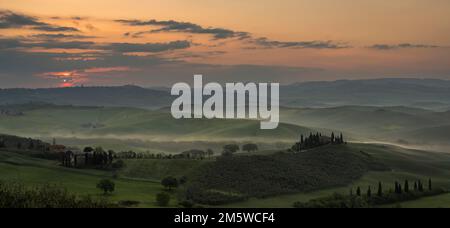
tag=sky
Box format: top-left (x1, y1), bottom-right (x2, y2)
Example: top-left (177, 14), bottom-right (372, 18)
top-left (0, 0), bottom-right (450, 88)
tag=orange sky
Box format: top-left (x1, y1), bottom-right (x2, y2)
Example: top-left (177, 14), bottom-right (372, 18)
top-left (1, 0), bottom-right (450, 87)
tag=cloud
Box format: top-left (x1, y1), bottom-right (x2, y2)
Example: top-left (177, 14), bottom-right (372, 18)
top-left (0, 46), bottom-right (323, 87)
top-left (249, 37), bottom-right (350, 49)
top-left (102, 40), bottom-right (191, 53)
top-left (30, 33), bottom-right (96, 40)
top-left (117, 18), bottom-right (348, 50)
top-left (369, 43), bottom-right (440, 50)
top-left (116, 19), bottom-right (250, 40)
top-left (0, 37), bottom-right (190, 53)
top-left (0, 37), bottom-right (23, 50)
top-left (33, 25), bottom-right (79, 32)
top-left (0, 37), bottom-right (95, 50)
top-left (0, 10), bottom-right (79, 32)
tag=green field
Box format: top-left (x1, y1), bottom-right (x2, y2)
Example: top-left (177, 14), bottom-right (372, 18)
top-left (0, 150), bottom-right (177, 208)
top-left (385, 193), bottom-right (450, 208)
top-left (224, 144), bottom-right (450, 208)
top-left (1, 141), bottom-right (450, 208)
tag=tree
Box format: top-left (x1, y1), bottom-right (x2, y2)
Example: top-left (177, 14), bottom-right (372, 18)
top-left (404, 180), bottom-right (409, 193)
top-left (179, 176), bottom-right (188, 185)
top-left (418, 181), bottom-right (424, 192)
top-left (96, 179), bottom-right (115, 195)
top-left (206, 149), bottom-right (214, 159)
top-left (161, 177), bottom-right (179, 191)
top-left (156, 192), bottom-right (171, 207)
top-left (242, 144), bottom-right (258, 153)
top-left (223, 144), bottom-right (240, 153)
top-left (377, 182), bottom-right (383, 197)
top-left (356, 187), bottom-right (361, 196)
top-left (28, 140), bottom-right (35, 150)
top-left (84, 147), bottom-right (94, 153)
top-left (428, 178), bottom-right (432, 191)
top-left (367, 186), bottom-right (372, 198)
top-left (414, 182), bottom-right (418, 191)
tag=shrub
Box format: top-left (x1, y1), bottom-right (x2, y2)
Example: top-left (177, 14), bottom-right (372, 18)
top-left (0, 182), bottom-right (114, 208)
top-left (96, 179), bottom-right (115, 195)
top-left (156, 192), bottom-right (171, 207)
top-left (161, 177), bottom-right (179, 191)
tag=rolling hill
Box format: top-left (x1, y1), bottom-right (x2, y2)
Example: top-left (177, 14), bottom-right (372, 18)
top-left (280, 78), bottom-right (450, 110)
top-left (0, 149), bottom-right (172, 208)
top-left (0, 103), bottom-right (314, 152)
top-left (280, 106), bottom-right (450, 149)
top-left (2, 79), bottom-right (450, 111)
top-left (2, 103), bottom-right (450, 152)
top-left (0, 85), bottom-right (171, 109)
top-left (224, 143), bottom-right (450, 208)
top-left (2, 134), bottom-right (450, 208)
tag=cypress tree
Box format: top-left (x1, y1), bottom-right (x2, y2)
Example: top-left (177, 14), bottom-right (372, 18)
top-left (428, 179), bottom-right (432, 191)
top-left (377, 182), bottom-right (383, 197)
top-left (356, 186), bottom-right (361, 196)
top-left (367, 186), bottom-right (372, 198)
top-left (394, 181), bottom-right (399, 194)
top-left (404, 180), bottom-right (409, 193)
top-left (414, 182), bottom-right (418, 191)
top-left (418, 181), bottom-right (424, 192)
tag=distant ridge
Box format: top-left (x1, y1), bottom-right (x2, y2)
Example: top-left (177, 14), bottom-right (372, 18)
top-left (280, 78), bottom-right (450, 110)
top-left (0, 85), bottom-right (172, 109)
top-left (1, 78), bottom-right (450, 110)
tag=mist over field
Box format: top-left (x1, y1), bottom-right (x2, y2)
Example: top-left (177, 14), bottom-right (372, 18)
top-left (2, 79), bottom-right (450, 153)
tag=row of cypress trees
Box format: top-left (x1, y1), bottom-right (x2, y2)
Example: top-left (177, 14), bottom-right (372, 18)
top-left (352, 179), bottom-right (433, 197)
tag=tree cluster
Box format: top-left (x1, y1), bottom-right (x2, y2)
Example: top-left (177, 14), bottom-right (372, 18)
top-left (61, 147), bottom-right (115, 169)
top-left (295, 178), bottom-right (443, 208)
top-left (292, 132), bottom-right (345, 152)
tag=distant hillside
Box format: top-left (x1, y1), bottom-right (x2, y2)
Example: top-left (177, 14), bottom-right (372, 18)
top-left (401, 125), bottom-right (450, 145)
top-left (0, 134), bottom-right (50, 152)
top-left (0, 85), bottom-right (172, 109)
top-left (280, 78), bottom-right (450, 110)
top-left (2, 103), bottom-right (449, 151)
top-left (0, 104), bottom-right (313, 144)
top-left (2, 79), bottom-right (450, 110)
top-left (280, 106), bottom-right (450, 146)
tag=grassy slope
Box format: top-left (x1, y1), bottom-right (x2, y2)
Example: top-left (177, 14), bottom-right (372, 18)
top-left (224, 143), bottom-right (450, 208)
top-left (0, 150), bottom-right (175, 208)
top-left (186, 144), bottom-right (388, 205)
top-left (119, 159), bottom-right (209, 181)
top-left (280, 106), bottom-right (450, 144)
top-left (384, 193), bottom-right (450, 208)
top-left (2, 142), bottom-right (450, 208)
top-left (0, 105), bottom-right (313, 152)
